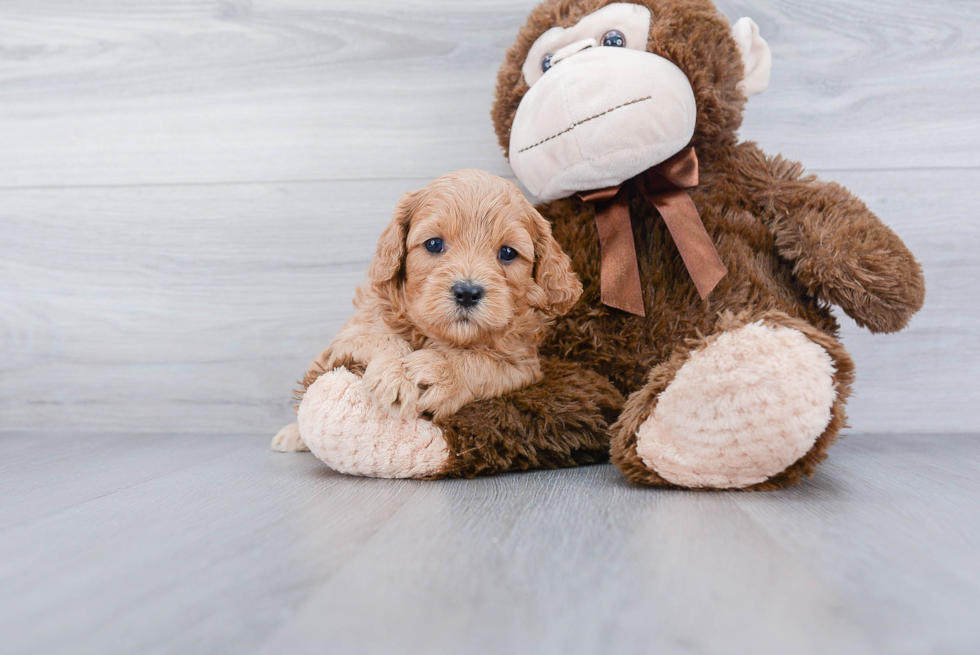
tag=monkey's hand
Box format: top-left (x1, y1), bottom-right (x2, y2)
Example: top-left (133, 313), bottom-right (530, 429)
top-left (737, 145), bottom-right (925, 333)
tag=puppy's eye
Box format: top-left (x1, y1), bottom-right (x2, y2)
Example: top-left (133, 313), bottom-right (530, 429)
top-left (424, 238), bottom-right (444, 254)
top-left (541, 54), bottom-right (553, 73)
top-left (498, 246), bottom-right (518, 263)
top-left (601, 30), bottom-right (626, 47)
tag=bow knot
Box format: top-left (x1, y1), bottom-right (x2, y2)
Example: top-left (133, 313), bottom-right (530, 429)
top-left (578, 147), bottom-right (726, 316)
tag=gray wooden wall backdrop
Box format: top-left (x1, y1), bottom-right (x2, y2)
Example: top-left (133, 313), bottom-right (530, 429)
top-left (1, 0), bottom-right (978, 436)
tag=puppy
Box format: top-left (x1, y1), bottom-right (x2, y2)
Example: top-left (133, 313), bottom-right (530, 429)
top-left (300, 169), bottom-right (582, 420)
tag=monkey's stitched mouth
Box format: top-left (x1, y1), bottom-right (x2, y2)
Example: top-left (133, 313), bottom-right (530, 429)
top-left (517, 95), bottom-right (653, 154)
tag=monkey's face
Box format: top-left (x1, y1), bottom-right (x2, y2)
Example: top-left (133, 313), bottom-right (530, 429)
top-left (494, 1), bottom-right (772, 201)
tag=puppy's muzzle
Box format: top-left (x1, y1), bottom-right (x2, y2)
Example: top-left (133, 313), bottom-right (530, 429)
top-left (452, 281), bottom-right (484, 309)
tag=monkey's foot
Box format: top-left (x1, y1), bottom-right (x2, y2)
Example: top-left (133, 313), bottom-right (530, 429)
top-left (617, 319), bottom-right (842, 489)
top-left (271, 422), bottom-right (309, 452)
top-left (296, 367), bottom-right (450, 479)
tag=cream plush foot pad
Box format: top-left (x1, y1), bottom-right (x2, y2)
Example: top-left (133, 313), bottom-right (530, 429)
top-left (635, 322), bottom-right (838, 489)
top-left (271, 422), bottom-right (309, 452)
top-left (297, 368), bottom-right (450, 478)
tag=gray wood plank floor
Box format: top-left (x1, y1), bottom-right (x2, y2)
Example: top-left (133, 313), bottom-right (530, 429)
top-left (1, 432), bottom-right (978, 655)
top-left (2, 1), bottom-right (979, 653)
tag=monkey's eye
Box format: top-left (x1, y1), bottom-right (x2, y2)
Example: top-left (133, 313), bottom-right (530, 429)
top-left (424, 238), bottom-right (444, 254)
top-left (601, 30), bottom-right (626, 47)
top-left (541, 54), bottom-right (553, 73)
top-left (498, 246), bottom-right (518, 263)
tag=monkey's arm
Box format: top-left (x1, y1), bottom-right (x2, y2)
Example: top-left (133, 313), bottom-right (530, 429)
top-left (734, 142), bottom-right (925, 333)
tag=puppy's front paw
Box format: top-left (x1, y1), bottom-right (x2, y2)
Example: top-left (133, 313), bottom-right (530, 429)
top-left (417, 384), bottom-right (469, 419)
top-left (362, 356), bottom-right (421, 419)
top-left (403, 349), bottom-right (450, 387)
top-left (403, 350), bottom-right (468, 419)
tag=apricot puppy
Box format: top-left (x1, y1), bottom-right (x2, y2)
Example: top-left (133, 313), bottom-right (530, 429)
top-left (302, 169), bottom-right (582, 420)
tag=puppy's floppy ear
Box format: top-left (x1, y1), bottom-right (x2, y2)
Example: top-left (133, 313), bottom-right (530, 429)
top-left (525, 203), bottom-right (582, 317)
top-left (367, 190), bottom-right (420, 292)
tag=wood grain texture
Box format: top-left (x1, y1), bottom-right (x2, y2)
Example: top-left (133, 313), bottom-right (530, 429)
top-left (0, 432), bottom-right (427, 655)
top-left (0, 432), bottom-right (977, 655)
top-left (0, 0), bottom-right (978, 189)
top-left (1, 0), bottom-right (977, 433)
top-left (0, 431), bottom-right (244, 530)
top-left (1, 169), bottom-right (976, 434)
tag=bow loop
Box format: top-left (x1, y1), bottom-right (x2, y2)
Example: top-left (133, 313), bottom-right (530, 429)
top-left (579, 185), bottom-right (623, 204)
top-left (639, 147), bottom-right (700, 194)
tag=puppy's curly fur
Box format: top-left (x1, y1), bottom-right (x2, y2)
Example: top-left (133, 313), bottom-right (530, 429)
top-left (299, 169), bottom-right (582, 420)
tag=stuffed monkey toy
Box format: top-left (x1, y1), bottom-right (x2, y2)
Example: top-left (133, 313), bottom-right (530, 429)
top-left (281, 0), bottom-right (924, 490)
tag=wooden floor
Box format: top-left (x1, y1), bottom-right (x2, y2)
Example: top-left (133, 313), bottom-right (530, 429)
top-left (2, 1), bottom-right (980, 653)
top-left (1, 432), bottom-right (978, 655)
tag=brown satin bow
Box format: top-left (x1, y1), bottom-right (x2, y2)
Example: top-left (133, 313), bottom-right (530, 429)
top-left (578, 147), bottom-right (726, 316)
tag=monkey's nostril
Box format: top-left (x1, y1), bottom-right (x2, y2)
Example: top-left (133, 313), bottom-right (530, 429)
top-left (452, 281), bottom-right (485, 309)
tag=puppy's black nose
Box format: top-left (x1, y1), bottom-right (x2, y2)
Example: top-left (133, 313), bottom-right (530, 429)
top-left (452, 281), bottom-right (484, 309)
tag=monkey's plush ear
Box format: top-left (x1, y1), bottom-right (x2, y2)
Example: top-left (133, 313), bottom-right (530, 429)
top-left (367, 190), bottom-right (419, 292)
top-left (526, 205), bottom-right (583, 318)
top-left (732, 17), bottom-right (771, 98)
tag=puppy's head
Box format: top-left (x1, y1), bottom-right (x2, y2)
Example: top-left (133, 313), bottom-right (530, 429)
top-left (368, 169), bottom-right (581, 347)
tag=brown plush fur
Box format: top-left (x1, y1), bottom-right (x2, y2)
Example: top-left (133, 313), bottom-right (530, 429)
top-left (298, 169), bottom-right (582, 420)
top-left (440, 0), bottom-right (924, 488)
top-left (433, 358), bottom-right (624, 478)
